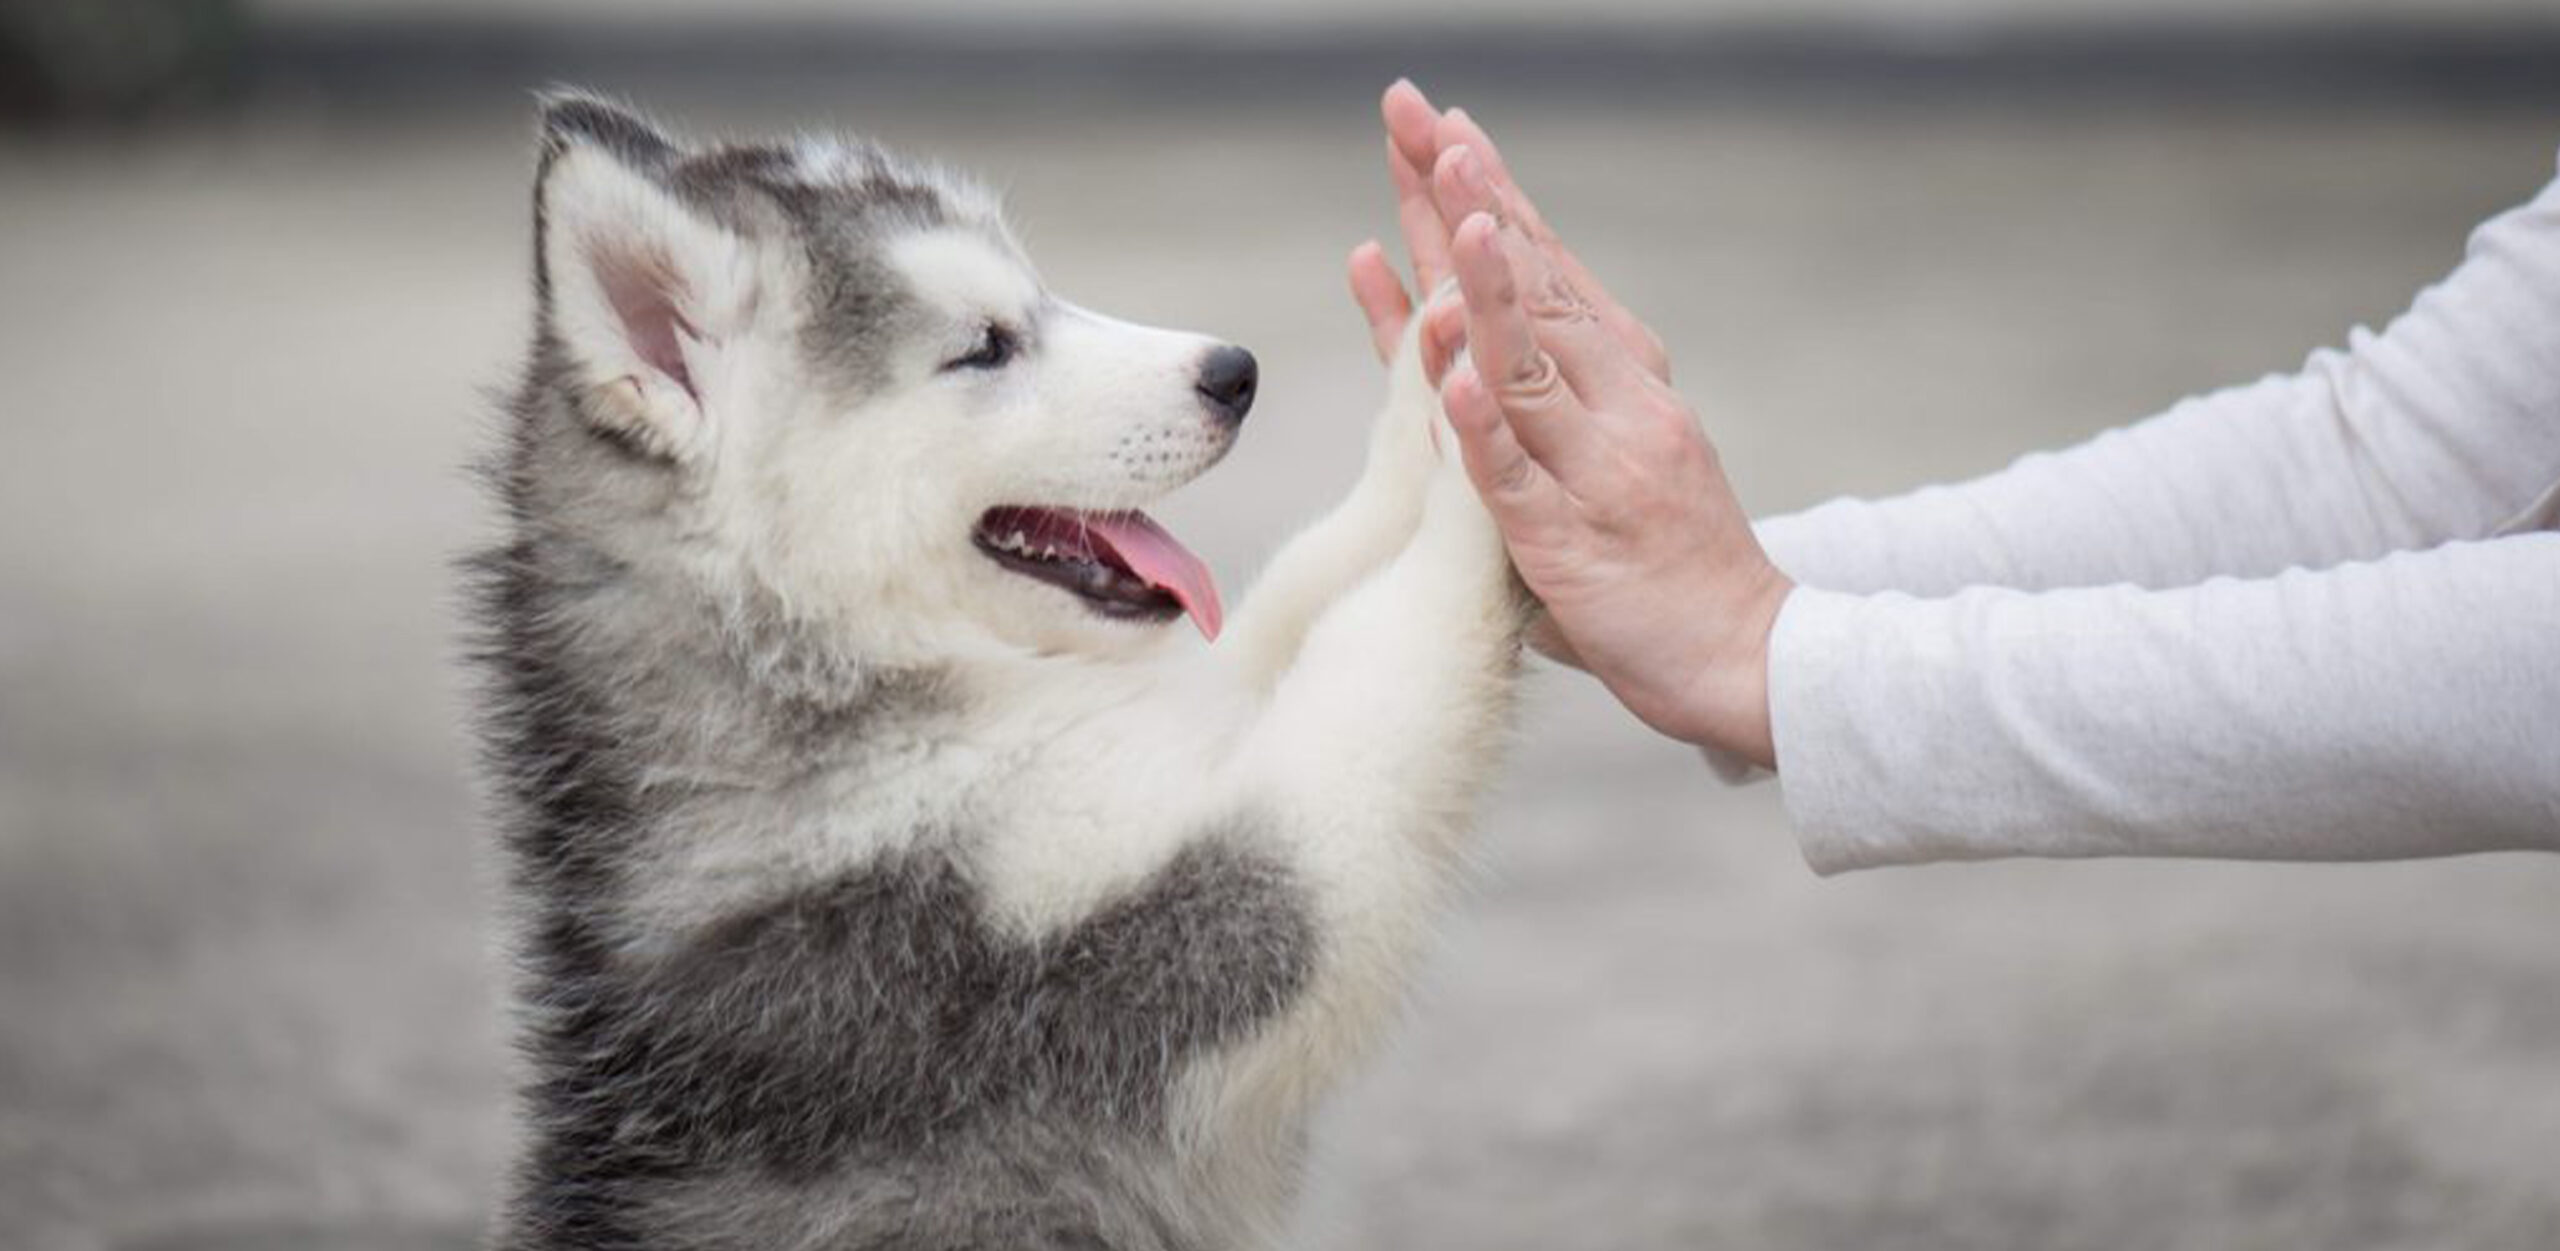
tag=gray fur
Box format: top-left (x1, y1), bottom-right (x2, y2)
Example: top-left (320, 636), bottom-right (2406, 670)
top-left (470, 93), bottom-right (1320, 1250)
top-left (497, 834), bottom-right (1313, 1250)
top-left (528, 86), bottom-right (1005, 400)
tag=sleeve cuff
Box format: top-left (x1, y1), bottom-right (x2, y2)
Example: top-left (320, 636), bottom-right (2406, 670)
top-left (1765, 586), bottom-right (1941, 876)
top-left (1693, 586), bottom-right (1897, 872)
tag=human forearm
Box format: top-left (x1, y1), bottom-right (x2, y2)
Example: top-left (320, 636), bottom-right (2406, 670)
top-left (1759, 366), bottom-right (2478, 596)
top-left (1771, 534), bottom-right (2560, 874)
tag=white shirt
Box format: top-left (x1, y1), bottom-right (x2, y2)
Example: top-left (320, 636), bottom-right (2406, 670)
top-left (1744, 147), bottom-right (2560, 875)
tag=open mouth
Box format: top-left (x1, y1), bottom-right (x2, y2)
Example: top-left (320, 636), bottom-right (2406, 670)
top-left (972, 506), bottom-right (1223, 640)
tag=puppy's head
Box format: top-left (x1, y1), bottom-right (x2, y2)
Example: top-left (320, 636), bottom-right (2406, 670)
top-left (526, 91), bottom-right (1251, 673)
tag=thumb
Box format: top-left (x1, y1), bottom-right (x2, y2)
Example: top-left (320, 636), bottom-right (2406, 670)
top-left (1347, 240), bottom-right (1413, 364)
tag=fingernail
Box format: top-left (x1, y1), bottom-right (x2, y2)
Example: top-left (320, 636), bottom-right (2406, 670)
top-left (1452, 147), bottom-right (1490, 198)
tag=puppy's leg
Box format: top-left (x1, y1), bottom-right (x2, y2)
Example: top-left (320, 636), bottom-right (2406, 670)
top-left (1209, 361), bottom-right (1532, 1121)
top-left (1216, 311), bottom-right (1443, 690)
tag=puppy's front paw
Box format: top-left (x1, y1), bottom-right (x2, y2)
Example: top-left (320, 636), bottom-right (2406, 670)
top-left (1362, 308), bottom-right (1446, 500)
top-left (1419, 380), bottom-right (1514, 578)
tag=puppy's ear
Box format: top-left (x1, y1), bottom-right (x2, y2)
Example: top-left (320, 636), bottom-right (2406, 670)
top-left (533, 90), bottom-right (756, 463)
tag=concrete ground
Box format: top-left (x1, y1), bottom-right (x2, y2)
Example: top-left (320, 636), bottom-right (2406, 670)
top-left (2, 72), bottom-right (2556, 1251)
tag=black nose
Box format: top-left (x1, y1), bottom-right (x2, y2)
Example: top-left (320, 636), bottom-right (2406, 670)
top-left (1195, 345), bottom-right (1258, 423)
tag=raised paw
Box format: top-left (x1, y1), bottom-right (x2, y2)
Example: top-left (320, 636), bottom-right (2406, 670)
top-left (1416, 361), bottom-right (1515, 578)
top-left (1360, 297), bottom-right (1449, 503)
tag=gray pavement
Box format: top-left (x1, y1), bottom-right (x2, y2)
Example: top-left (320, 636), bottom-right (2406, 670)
top-left (3, 78), bottom-right (2557, 1250)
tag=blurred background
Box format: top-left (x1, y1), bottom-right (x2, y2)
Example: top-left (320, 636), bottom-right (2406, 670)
top-left (5, 1), bottom-right (2558, 1248)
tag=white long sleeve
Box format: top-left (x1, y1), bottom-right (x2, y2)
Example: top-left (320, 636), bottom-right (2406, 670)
top-left (1747, 148), bottom-right (2560, 873)
top-left (1773, 539), bottom-right (2560, 874)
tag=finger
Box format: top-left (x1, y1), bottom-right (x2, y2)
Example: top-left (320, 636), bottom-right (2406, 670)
top-left (1428, 138), bottom-right (1501, 227)
top-left (1435, 108), bottom-right (1671, 382)
top-left (1382, 81), bottom-right (1451, 292)
top-left (1346, 240), bottom-right (1413, 363)
top-left (1445, 209), bottom-right (1612, 486)
top-left (1434, 108), bottom-right (1538, 232)
top-left (1381, 79), bottom-right (1441, 183)
top-left (1420, 290), bottom-right (1467, 385)
top-left (1386, 135), bottom-right (1453, 295)
top-left (1438, 152), bottom-right (1654, 414)
top-left (1442, 362), bottom-right (1572, 536)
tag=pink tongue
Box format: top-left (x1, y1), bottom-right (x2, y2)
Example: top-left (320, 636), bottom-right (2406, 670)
top-left (1083, 511), bottom-right (1224, 640)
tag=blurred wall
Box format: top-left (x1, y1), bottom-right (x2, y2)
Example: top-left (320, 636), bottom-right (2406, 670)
top-left (248, 0), bottom-right (2560, 29)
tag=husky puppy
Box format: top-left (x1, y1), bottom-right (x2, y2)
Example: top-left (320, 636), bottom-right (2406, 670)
top-left (468, 91), bottom-right (1530, 1250)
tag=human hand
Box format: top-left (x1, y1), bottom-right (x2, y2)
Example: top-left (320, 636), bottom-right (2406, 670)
top-left (1422, 140), bottom-right (1793, 769)
top-left (1346, 79), bottom-right (1668, 385)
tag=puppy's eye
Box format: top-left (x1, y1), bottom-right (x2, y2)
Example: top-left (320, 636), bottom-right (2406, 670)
top-left (945, 323), bottom-right (1018, 372)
